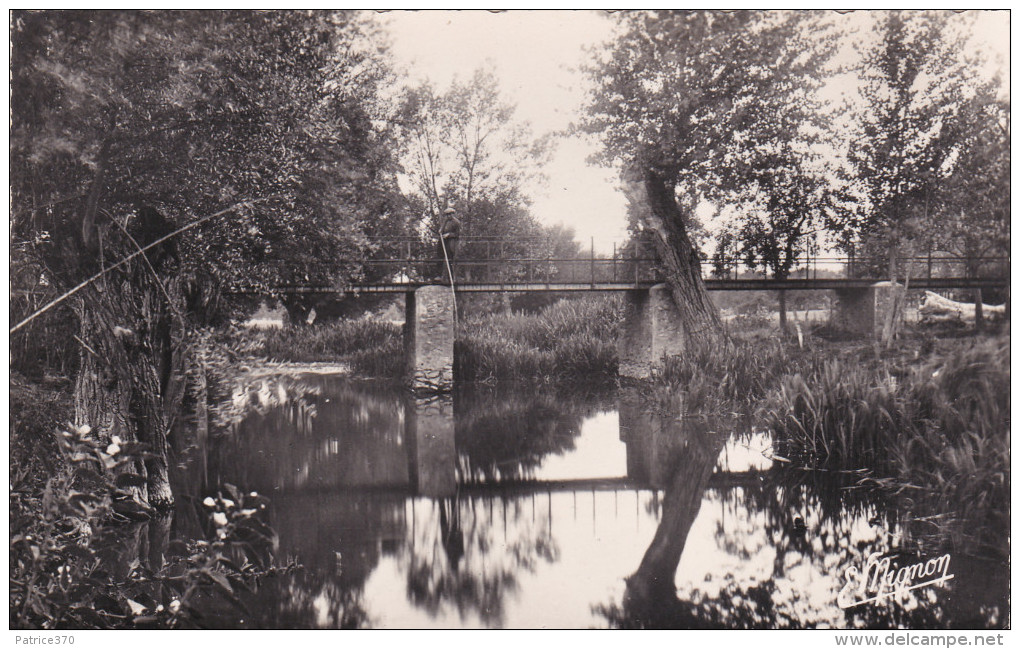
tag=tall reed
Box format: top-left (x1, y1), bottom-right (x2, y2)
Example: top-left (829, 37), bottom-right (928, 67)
top-left (222, 318), bottom-right (404, 376)
top-left (456, 296), bottom-right (621, 382)
top-left (760, 335), bottom-right (1010, 555)
top-left (657, 333), bottom-right (810, 414)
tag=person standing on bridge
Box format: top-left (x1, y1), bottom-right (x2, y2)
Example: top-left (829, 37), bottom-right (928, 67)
top-left (437, 205), bottom-right (462, 283)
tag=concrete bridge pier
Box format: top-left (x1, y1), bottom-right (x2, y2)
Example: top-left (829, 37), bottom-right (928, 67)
top-left (831, 281), bottom-right (903, 338)
top-left (405, 395), bottom-right (456, 498)
top-left (404, 285), bottom-right (456, 391)
top-left (618, 283), bottom-right (686, 379)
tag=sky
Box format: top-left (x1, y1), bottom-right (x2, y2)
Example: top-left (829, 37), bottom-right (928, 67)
top-left (380, 9), bottom-right (1010, 255)
top-left (382, 10), bottom-right (626, 252)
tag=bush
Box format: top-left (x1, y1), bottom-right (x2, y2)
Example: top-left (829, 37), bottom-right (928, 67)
top-left (10, 421), bottom-right (281, 629)
top-left (657, 333), bottom-right (810, 414)
top-left (217, 318), bottom-right (404, 376)
top-left (455, 296), bottom-right (622, 382)
top-left (10, 374), bottom-right (73, 496)
top-left (9, 300), bottom-right (80, 380)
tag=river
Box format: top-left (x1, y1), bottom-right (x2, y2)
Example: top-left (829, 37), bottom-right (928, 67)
top-left (160, 373), bottom-right (1007, 629)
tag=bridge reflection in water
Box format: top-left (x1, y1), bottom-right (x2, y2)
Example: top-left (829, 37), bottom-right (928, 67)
top-left (180, 375), bottom-right (1008, 629)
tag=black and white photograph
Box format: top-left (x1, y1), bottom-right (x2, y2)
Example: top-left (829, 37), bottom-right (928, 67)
top-left (7, 7), bottom-right (1012, 637)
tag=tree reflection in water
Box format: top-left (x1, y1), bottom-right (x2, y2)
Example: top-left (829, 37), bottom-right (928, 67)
top-left (597, 392), bottom-right (1008, 629)
top-left (401, 495), bottom-right (559, 626)
top-left (188, 378), bottom-right (586, 627)
top-left (393, 383), bottom-right (611, 625)
top-left (167, 375), bottom-right (1006, 628)
top-left (453, 382), bottom-right (616, 483)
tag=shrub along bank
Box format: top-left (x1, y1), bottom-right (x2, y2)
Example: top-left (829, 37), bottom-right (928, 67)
top-left (10, 373), bottom-right (281, 629)
top-left (217, 318), bottom-right (404, 376)
top-left (454, 296), bottom-right (622, 382)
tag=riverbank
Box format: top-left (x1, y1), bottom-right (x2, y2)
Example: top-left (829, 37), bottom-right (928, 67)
top-left (9, 369), bottom-right (288, 628)
top-left (213, 318), bottom-right (403, 376)
top-left (217, 295), bottom-right (624, 383)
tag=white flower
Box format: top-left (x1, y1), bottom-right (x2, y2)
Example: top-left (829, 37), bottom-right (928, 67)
top-left (169, 599), bottom-right (181, 614)
top-left (216, 528), bottom-right (227, 539)
top-left (76, 424), bottom-right (92, 437)
top-left (212, 511), bottom-right (228, 527)
top-left (221, 499), bottom-right (235, 509)
top-left (156, 604), bottom-right (164, 613)
top-left (202, 497), bottom-right (216, 508)
top-left (111, 435), bottom-right (122, 446)
top-left (249, 491), bottom-right (258, 498)
top-left (239, 508), bottom-right (257, 517)
top-left (106, 443), bottom-right (121, 456)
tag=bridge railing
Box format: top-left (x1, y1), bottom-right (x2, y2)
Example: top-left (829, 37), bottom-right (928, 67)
top-left (705, 254), bottom-right (1009, 282)
top-left (360, 237), bottom-right (1007, 287)
top-left (362, 237), bottom-right (663, 286)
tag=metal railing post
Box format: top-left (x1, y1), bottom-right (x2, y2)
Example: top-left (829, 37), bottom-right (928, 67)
top-left (590, 237), bottom-right (595, 288)
top-left (547, 246), bottom-right (552, 289)
top-left (633, 244), bottom-right (638, 287)
top-left (406, 240), bottom-right (412, 282)
top-left (612, 242), bottom-right (617, 283)
top-left (485, 238), bottom-right (493, 281)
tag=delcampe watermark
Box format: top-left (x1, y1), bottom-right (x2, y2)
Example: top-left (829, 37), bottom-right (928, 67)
top-left (837, 552), bottom-right (954, 609)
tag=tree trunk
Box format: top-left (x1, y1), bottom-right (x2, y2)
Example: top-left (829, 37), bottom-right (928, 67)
top-left (73, 272), bottom-right (181, 511)
top-left (625, 417), bottom-right (725, 606)
top-left (625, 168), bottom-right (724, 350)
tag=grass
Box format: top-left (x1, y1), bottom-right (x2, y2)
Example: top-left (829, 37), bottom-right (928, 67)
top-left (220, 318), bottom-right (404, 376)
top-left (645, 323), bottom-right (1008, 558)
top-left (455, 296), bottom-right (622, 382)
top-left (656, 331), bottom-right (807, 414)
top-left (758, 334), bottom-right (1010, 557)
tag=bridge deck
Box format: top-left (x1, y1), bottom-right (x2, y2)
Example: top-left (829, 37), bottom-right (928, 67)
top-left (233, 276), bottom-right (1008, 295)
top-left (225, 238), bottom-right (1007, 295)
top-left (259, 471), bottom-right (773, 499)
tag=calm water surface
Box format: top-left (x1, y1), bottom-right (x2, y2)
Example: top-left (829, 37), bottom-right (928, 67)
top-left (166, 374), bottom-right (1007, 629)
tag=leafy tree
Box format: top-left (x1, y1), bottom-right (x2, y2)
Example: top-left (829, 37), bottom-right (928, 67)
top-left (396, 68), bottom-right (551, 247)
top-left (711, 12), bottom-right (837, 332)
top-left (830, 11), bottom-right (1007, 338)
top-left (724, 157), bottom-right (835, 331)
top-left (10, 10), bottom-right (401, 507)
top-left (930, 94), bottom-right (1010, 319)
top-left (837, 12), bottom-right (954, 275)
top-left (929, 92), bottom-right (1010, 325)
top-left (582, 11), bottom-right (831, 346)
top-left (395, 66), bottom-right (573, 316)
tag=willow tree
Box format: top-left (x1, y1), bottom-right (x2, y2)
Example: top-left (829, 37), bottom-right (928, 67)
top-left (10, 10), bottom-right (400, 509)
top-left (582, 10), bottom-right (835, 346)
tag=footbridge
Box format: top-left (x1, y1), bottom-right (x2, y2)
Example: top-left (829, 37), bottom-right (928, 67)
top-left (228, 237), bottom-right (1008, 389)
